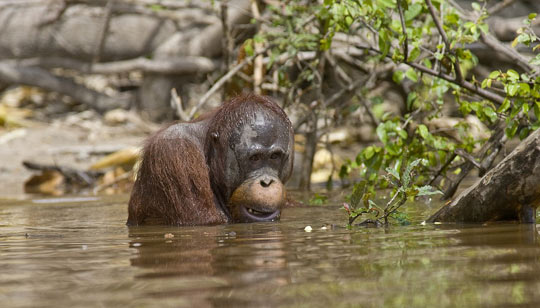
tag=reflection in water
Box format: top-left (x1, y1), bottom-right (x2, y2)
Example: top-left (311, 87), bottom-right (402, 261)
top-left (2, 198), bottom-right (540, 307)
top-left (128, 224), bottom-right (291, 307)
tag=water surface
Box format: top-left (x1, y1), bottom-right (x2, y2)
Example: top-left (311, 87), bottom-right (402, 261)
top-left (2, 195), bottom-right (540, 307)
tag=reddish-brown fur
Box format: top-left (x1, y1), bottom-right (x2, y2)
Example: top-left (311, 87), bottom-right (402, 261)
top-left (127, 94), bottom-right (293, 226)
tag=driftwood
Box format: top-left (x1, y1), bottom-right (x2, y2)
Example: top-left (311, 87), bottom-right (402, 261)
top-left (427, 128), bottom-right (540, 223)
top-left (0, 0), bottom-right (250, 118)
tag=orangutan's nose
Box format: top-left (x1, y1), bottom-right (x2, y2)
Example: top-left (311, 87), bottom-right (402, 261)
top-left (260, 176), bottom-right (274, 188)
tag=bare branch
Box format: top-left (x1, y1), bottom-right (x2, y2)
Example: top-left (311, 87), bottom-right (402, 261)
top-left (480, 33), bottom-right (534, 72)
top-left (251, 1), bottom-right (264, 94)
top-left (190, 47), bottom-right (269, 118)
top-left (487, 0), bottom-right (518, 15)
top-left (170, 88), bottom-right (190, 121)
top-left (220, 0), bottom-right (233, 70)
top-left (14, 56), bottom-right (217, 75)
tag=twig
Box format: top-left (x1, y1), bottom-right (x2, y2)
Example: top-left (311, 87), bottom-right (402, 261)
top-left (441, 120), bottom-right (507, 200)
top-left (406, 61), bottom-right (503, 104)
top-left (428, 153), bottom-right (457, 186)
top-left (220, 0), bottom-right (233, 69)
top-left (356, 91), bottom-right (380, 127)
top-left (425, 0), bottom-right (463, 83)
top-left (480, 33), bottom-right (533, 72)
top-left (325, 53), bottom-right (352, 85)
top-left (382, 193), bottom-right (407, 225)
top-left (251, 1), bottom-right (264, 94)
top-left (170, 88), bottom-right (190, 121)
top-left (478, 133), bottom-right (507, 177)
top-left (343, 44), bottom-right (506, 105)
top-left (191, 47), bottom-right (269, 118)
top-left (447, 0), bottom-right (534, 72)
top-left (454, 148), bottom-right (483, 171)
top-left (396, 0), bottom-right (408, 62)
top-left (487, 0), bottom-right (518, 15)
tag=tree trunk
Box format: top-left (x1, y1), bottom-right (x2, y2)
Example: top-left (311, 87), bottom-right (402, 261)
top-left (427, 128), bottom-right (540, 223)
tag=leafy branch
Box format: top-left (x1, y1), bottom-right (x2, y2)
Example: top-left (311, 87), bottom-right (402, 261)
top-left (343, 159), bottom-right (441, 227)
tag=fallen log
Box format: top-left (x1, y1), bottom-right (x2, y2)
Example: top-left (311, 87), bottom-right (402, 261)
top-left (427, 128), bottom-right (540, 223)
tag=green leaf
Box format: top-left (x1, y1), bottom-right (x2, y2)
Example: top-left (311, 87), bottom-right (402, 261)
top-left (368, 200), bottom-right (382, 214)
top-left (418, 124), bottom-right (429, 139)
top-left (397, 128), bottom-right (408, 139)
top-left (376, 123), bottom-right (388, 144)
top-left (364, 146), bottom-right (375, 159)
top-left (404, 3), bottom-right (422, 21)
top-left (532, 53), bottom-right (540, 66)
top-left (378, 29), bottom-right (391, 57)
top-left (498, 99), bottom-right (511, 113)
top-left (393, 70), bottom-right (404, 83)
top-left (416, 185), bottom-right (443, 196)
top-left (483, 107), bottom-right (498, 123)
top-left (488, 71), bottom-right (501, 79)
top-left (377, 0), bottom-right (396, 9)
top-left (507, 69), bottom-right (520, 81)
top-left (519, 127), bottom-right (530, 140)
top-left (401, 158), bottom-right (422, 188)
top-left (351, 181), bottom-right (367, 207)
top-left (519, 82), bottom-right (531, 94)
top-left (407, 92), bottom-right (417, 110)
top-left (522, 102), bottom-right (530, 114)
top-left (405, 68), bottom-right (418, 82)
top-left (385, 166), bottom-right (400, 181)
top-left (507, 84), bottom-right (519, 96)
top-left (244, 39), bottom-right (254, 57)
top-left (408, 46), bottom-right (421, 61)
top-left (505, 120), bottom-right (518, 138)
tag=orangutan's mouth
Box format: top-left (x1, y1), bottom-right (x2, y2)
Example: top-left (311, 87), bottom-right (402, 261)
top-left (241, 206), bottom-right (280, 221)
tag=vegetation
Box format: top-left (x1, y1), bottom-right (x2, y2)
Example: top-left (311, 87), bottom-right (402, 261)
top-left (0, 1), bottom-right (539, 225)
top-left (239, 0), bottom-right (539, 225)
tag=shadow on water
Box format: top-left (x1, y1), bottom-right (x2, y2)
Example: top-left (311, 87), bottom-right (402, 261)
top-left (2, 195), bottom-right (540, 307)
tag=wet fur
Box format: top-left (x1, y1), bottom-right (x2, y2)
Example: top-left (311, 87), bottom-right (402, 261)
top-left (127, 94), bottom-right (293, 226)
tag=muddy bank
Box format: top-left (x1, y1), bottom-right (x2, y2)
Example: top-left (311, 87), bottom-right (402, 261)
top-left (0, 116), bottom-right (149, 198)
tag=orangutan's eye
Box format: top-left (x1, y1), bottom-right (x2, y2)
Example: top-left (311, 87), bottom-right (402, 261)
top-left (270, 152), bottom-right (282, 160)
top-left (249, 154), bottom-right (261, 161)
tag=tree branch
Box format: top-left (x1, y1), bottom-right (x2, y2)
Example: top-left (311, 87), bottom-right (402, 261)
top-left (396, 0), bottom-right (408, 62)
top-left (13, 56), bottom-right (217, 75)
top-left (190, 47), bottom-right (269, 118)
top-left (342, 44), bottom-right (506, 105)
top-left (487, 0), bottom-right (518, 15)
top-left (425, 0), bottom-right (463, 83)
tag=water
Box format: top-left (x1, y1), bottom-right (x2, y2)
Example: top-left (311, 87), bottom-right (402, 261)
top-left (2, 195), bottom-right (540, 307)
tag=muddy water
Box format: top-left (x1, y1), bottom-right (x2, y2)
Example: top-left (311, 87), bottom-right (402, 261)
top-left (2, 195), bottom-right (540, 307)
